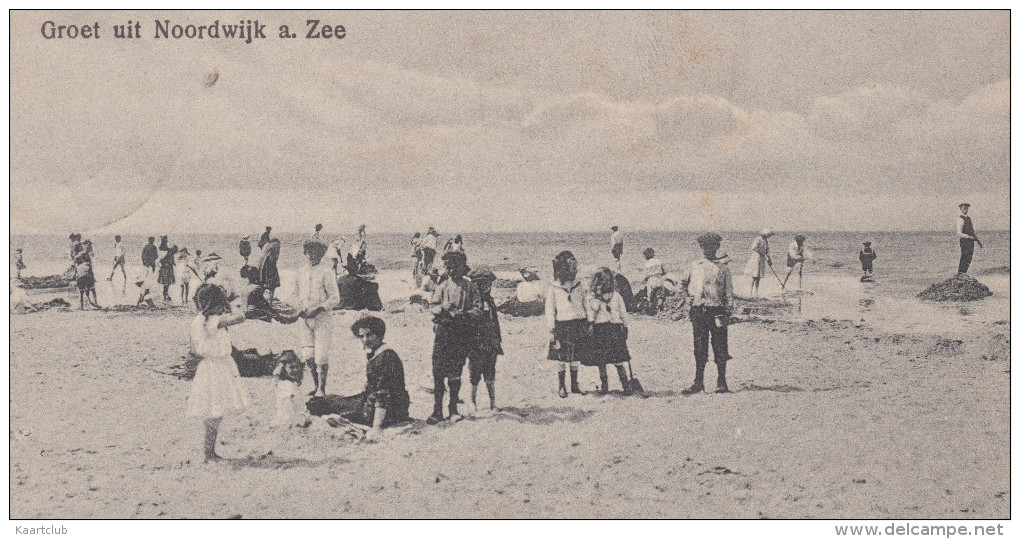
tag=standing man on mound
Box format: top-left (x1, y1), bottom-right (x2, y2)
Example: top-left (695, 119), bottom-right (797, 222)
top-left (679, 232), bottom-right (734, 395)
top-left (956, 203), bottom-right (982, 274)
top-left (610, 226), bottom-right (624, 272)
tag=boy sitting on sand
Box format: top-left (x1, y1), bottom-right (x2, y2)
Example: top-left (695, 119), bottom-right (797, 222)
top-left (679, 232), bottom-right (734, 395)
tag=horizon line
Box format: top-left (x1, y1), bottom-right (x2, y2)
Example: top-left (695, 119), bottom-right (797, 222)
top-left (8, 228), bottom-right (1012, 237)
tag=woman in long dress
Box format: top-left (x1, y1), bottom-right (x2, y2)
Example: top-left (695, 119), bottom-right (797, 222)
top-left (743, 228), bottom-right (774, 296)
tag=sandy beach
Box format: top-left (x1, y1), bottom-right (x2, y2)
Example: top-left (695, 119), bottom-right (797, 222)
top-left (9, 288), bottom-right (1010, 519)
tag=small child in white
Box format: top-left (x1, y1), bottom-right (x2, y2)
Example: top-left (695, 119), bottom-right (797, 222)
top-left (271, 350), bottom-right (305, 427)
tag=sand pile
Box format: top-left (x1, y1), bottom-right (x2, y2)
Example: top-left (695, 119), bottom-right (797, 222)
top-left (10, 297), bottom-right (72, 314)
top-left (497, 297), bottom-right (544, 317)
top-left (917, 274), bottom-right (992, 302)
top-left (19, 274), bottom-right (74, 290)
top-left (978, 265), bottom-right (1010, 275)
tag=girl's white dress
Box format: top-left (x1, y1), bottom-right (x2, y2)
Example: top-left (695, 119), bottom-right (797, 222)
top-left (186, 315), bottom-right (250, 418)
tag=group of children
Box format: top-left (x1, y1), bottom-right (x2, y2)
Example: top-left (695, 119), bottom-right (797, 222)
top-left (178, 227), bottom-right (887, 462)
top-left (187, 238), bottom-right (411, 462)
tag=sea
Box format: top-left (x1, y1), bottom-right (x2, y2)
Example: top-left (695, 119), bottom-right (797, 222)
top-left (10, 230), bottom-right (1010, 336)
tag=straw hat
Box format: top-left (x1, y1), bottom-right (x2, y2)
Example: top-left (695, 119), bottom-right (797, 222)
top-left (468, 266), bottom-right (497, 283)
top-left (760, 228), bottom-right (774, 237)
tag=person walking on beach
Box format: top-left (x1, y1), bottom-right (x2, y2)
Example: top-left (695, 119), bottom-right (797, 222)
top-left (546, 250), bottom-right (589, 398)
top-left (187, 283), bottom-right (251, 463)
top-left (106, 235), bottom-right (126, 284)
top-left (428, 251), bottom-right (481, 424)
top-left (859, 241), bottom-right (877, 279)
top-left (743, 228), bottom-right (774, 296)
top-left (157, 237), bottom-right (179, 303)
top-left (957, 203), bottom-right (982, 273)
top-left (141, 237), bottom-right (158, 277)
top-left (467, 267), bottom-right (502, 414)
top-left (586, 267), bottom-right (635, 395)
top-left (13, 248), bottom-right (25, 280)
top-left (313, 223), bottom-right (323, 240)
top-left (610, 226), bottom-right (624, 272)
top-left (292, 239), bottom-right (340, 397)
top-left (680, 232), bottom-right (734, 395)
top-left (782, 235), bottom-right (807, 289)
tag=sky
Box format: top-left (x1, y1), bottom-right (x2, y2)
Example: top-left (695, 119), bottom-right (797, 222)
top-left (9, 10), bottom-right (1010, 234)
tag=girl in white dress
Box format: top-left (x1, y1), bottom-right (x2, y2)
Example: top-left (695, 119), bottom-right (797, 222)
top-left (187, 283), bottom-right (250, 462)
top-left (743, 228), bottom-right (774, 296)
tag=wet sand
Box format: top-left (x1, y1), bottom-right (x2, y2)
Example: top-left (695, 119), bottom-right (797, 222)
top-left (9, 297), bottom-right (1010, 518)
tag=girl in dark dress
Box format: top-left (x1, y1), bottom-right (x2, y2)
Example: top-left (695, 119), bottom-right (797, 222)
top-left (259, 238), bottom-right (281, 301)
top-left (306, 317), bottom-right (410, 441)
top-left (586, 267), bottom-right (634, 395)
top-left (157, 241), bottom-right (179, 303)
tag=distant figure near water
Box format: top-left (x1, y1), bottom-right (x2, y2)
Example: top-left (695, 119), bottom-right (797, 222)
top-left (957, 203), bottom-right (982, 273)
top-left (610, 226), bottom-right (624, 272)
top-left (141, 237), bottom-right (158, 277)
top-left (13, 248), bottom-right (25, 280)
top-left (743, 228), bottom-right (774, 296)
top-left (782, 235), bottom-right (806, 289)
top-left (859, 241), bottom-right (877, 280)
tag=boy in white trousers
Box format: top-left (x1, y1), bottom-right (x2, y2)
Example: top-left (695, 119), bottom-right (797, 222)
top-left (293, 239), bottom-right (341, 397)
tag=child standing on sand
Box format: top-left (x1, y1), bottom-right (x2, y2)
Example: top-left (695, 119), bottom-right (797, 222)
top-left (292, 239), bottom-right (340, 397)
top-left (187, 283), bottom-right (250, 463)
top-left (586, 267), bottom-right (634, 395)
top-left (177, 248), bottom-right (192, 305)
top-left (467, 266), bottom-right (502, 414)
top-left (679, 233), bottom-right (734, 395)
top-left (546, 250), bottom-right (589, 398)
top-left (428, 251), bottom-right (482, 423)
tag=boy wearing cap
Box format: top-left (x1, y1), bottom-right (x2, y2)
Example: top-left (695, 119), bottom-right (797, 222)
top-left (680, 232), bottom-right (735, 395)
top-left (956, 203), bottom-right (982, 274)
top-left (467, 266), bottom-right (502, 414)
top-left (292, 239), bottom-right (341, 397)
top-left (859, 242), bottom-right (877, 279)
top-left (428, 251), bottom-right (482, 423)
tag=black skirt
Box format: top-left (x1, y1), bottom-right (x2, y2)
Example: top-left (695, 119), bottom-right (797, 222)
top-left (548, 319), bottom-right (590, 363)
top-left (584, 322), bottom-right (630, 366)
